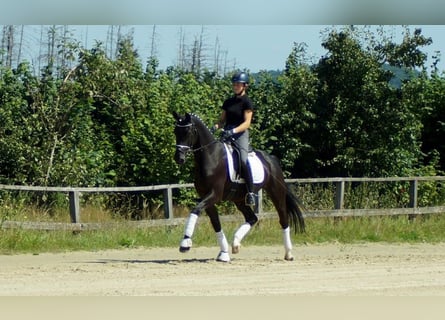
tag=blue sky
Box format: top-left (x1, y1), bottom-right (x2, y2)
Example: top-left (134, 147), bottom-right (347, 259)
top-left (72, 25), bottom-right (445, 73)
top-left (4, 0), bottom-right (445, 73)
top-left (75, 25), bottom-right (330, 72)
top-left (15, 25), bottom-right (445, 74)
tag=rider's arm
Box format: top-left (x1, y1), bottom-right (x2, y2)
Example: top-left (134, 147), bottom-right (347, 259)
top-left (232, 109), bottom-right (253, 134)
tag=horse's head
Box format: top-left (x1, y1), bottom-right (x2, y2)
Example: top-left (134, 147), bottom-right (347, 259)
top-left (173, 112), bottom-right (196, 165)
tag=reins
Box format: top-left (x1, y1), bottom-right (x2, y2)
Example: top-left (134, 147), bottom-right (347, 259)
top-left (190, 140), bottom-right (218, 152)
top-left (175, 140), bottom-right (218, 153)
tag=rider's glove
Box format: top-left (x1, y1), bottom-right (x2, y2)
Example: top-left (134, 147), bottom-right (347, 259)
top-left (221, 129), bottom-right (235, 140)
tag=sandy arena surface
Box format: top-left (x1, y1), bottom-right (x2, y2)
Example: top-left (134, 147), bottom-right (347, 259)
top-left (1, 243), bottom-right (445, 296)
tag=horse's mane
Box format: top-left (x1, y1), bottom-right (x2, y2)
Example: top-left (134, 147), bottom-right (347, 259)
top-left (189, 113), bottom-right (213, 135)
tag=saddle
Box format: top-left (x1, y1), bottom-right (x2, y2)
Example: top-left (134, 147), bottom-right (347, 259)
top-left (223, 143), bottom-right (265, 184)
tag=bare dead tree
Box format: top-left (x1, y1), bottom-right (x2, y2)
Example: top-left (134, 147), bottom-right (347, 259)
top-left (190, 37), bottom-right (199, 73)
top-left (149, 25), bottom-right (158, 59)
top-left (213, 36), bottom-right (231, 76)
top-left (36, 25), bottom-right (75, 78)
top-left (5, 25), bottom-right (14, 68)
top-left (1, 26), bottom-right (6, 67)
top-left (195, 26), bottom-right (209, 74)
top-left (181, 26), bottom-right (210, 75)
top-left (177, 26), bottom-right (186, 69)
top-left (59, 25), bottom-right (69, 71)
top-left (106, 25), bottom-right (127, 59)
top-left (222, 49), bottom-right (229, 74)
top-left (115, 25), bottom-right (122, 58)
top-left (47, 25), bottom-right (56, 68)
top-left (213, 36), bottom-right (220, 74)
top-left (106, 25), bottom-right (115, 59)
top-left (17, 25), bottom-right (24, 64)
top-left (83, 25), bottom-right (89, 48)
top-left (38, 25), bottom-right (44, 73)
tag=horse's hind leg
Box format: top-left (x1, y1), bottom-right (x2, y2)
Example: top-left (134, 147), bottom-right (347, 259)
top-left (282, 226), bottom-right (293, 261)
top-left (266, 187), bottom-right (294, 261)
top-left (232, 202), bottom-right (258, 254)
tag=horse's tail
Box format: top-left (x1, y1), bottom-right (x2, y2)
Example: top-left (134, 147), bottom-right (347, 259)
top-left (286, 186), bottom-right (306, 234)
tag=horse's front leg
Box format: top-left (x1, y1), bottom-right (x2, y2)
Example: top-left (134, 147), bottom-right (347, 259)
top-left (179, 191), bottom-right (219, 253)
top-left (179, 209), bottom-right (199, 252)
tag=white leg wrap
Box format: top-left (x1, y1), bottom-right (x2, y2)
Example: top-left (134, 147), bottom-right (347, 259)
top-left (282, 226), bottom-right (292, 252)
top-left (184, 213), bottom-right (198, 238)
top-left (179, 237), bottom-right (192, 250)
top-left (216, 230), bottom-right (229, 253)
top-left (216, 231), bottom-right (231, 262)
top-left (233, 222), bottom-right (251, 246)
top-left (216, 251), bottom-right (231, 262)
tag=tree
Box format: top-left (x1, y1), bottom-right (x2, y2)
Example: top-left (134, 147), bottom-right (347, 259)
top-left (279, 43), bottom-right (318, 176)
top-left (378, 27), bottom-right (432, 70)
top-left (309, 27), bottom-right (424, 177)
top-left (403, 73), bottom-right (445, 173)
top-left (0, 63), bottom-right (39, 184)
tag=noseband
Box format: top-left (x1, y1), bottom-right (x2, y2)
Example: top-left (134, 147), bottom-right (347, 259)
top-left (175, 144), bottom-right (192, 153)
top-left (175, 122), bottom-right (196, 156)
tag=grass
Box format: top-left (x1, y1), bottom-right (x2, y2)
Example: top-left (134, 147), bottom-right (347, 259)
top-left (1, 182), bottom-right (445, 255)
top-left (2, 213), bottom-right (445, 255)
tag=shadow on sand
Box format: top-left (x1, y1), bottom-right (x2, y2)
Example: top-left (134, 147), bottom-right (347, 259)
top-left (85, 257), bottom-right (216, 265)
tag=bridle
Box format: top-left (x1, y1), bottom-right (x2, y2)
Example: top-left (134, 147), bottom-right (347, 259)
top-left (175, 121), bottom-right (218, 155)
top-left (175, 122), bottom-right (194, 155)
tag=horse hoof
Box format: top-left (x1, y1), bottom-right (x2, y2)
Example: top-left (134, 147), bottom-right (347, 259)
top-left (284, 254), bottom-right (294, 261)
top-left (216, 251), bottom-right (231, 262)
top-left (179, 238), bottom-right (192, 253)
top-left (232, 244), bottom-right (240, 254)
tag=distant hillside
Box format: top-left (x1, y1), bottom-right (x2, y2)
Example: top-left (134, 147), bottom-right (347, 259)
top-left (251, 70), bottom-right (282, 83)
top-left (383, 64), bottom-right (420, 88)
top-left (252, 65), bottom-right (419, 88)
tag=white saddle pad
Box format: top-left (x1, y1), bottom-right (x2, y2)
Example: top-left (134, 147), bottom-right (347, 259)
top-left (223, 143), bottom-right (265, 184)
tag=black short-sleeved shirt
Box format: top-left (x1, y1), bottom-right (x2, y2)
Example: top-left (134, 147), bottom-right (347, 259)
top-left (222, 95), bottom-right (254, 129)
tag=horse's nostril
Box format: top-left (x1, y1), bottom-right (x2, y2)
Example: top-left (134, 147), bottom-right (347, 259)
top-left (175, 156), bottom-right (185, 165)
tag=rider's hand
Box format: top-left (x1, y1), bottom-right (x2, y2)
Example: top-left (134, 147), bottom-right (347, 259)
top-left (221, 129), bottom-right (235, 140)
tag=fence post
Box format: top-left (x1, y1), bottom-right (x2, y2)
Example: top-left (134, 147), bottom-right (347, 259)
top-left (163, 186), bottom-right (173, 219)
top-left (334, 180), bottom-right (345, 221)
top-left (255, 189), bottom-right (263, 214)
top-left (69, 191), bottom-right (80, 223)
top-left (409, 179), bottom-right (418, 221)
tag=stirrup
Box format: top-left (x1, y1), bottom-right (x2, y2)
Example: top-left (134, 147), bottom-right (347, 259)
top-left (245, 192), bottom-right (256, 207)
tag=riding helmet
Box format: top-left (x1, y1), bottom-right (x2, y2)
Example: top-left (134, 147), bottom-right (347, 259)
top-left (231, 71), bottom-right (249, 84)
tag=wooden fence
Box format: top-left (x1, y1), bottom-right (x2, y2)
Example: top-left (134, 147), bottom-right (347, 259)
top-left (286, 176), bottom-right (445, 219)
top-left (1, 176), bottom-right (445, 230)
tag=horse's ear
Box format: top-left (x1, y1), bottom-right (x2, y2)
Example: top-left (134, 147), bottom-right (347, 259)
top-left (172, 111), bottom-right (180, 121)
top-left (185, 113), bottom-right (191, 122)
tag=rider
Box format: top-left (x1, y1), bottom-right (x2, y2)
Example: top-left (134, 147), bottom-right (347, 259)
top-left (214, 71), bottom-right (256, 208)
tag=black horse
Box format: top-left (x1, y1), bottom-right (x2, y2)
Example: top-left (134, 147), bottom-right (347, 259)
top-left (173, 112), bottom-right (305, 262)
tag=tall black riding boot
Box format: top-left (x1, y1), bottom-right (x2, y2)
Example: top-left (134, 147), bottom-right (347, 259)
top-left (244, 162), bottom-right (256, 209)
